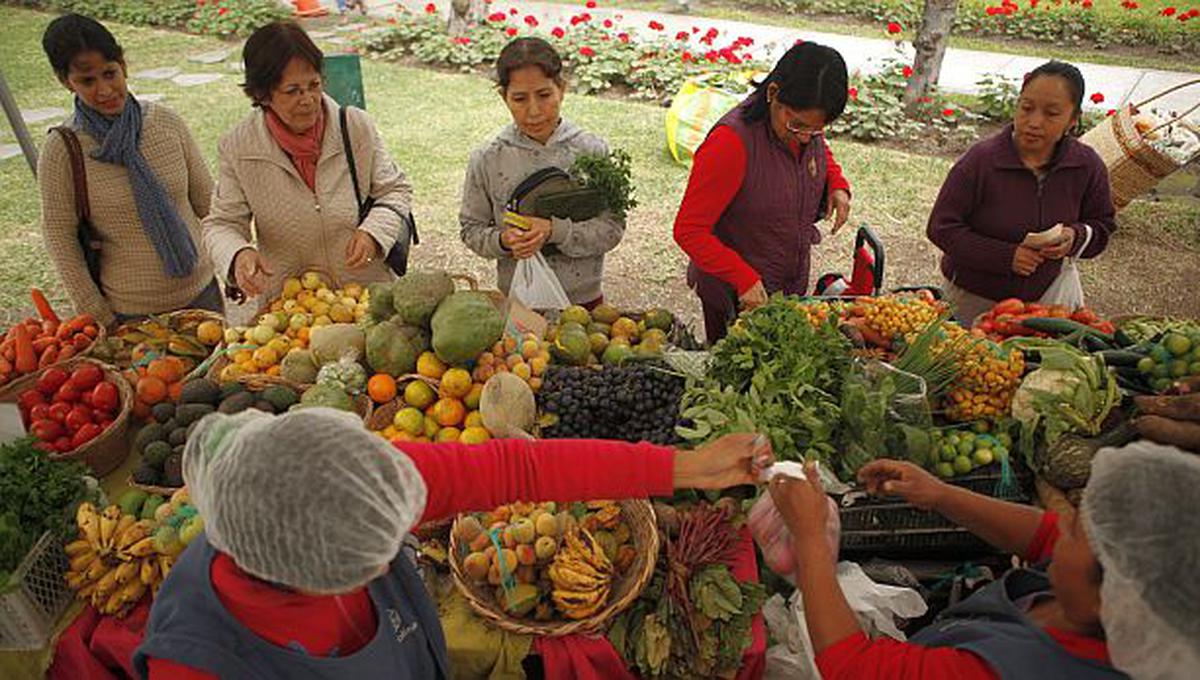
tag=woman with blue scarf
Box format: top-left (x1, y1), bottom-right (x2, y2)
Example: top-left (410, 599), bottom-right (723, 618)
top-left (38, 14), bottom-right (220, 326)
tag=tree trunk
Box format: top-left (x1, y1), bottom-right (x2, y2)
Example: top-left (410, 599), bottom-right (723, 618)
top-left (448, 0), bottom-right (486, 36)
top-left (903, 0), bottom-right (959, 115)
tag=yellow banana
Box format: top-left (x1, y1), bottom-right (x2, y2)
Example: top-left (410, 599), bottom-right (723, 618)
top-left (112, 513), bottom-right (136, 542)
top-left (101, 589), bottom-right (124, 615)
top-left (76, 502), bottom-right (96, 529)
top-left (118, 578), bottom-right (147, 605)
top-left (126, 537), bottom-right (157, 558)
top-left (548, 563), bottom-right (604, 591)
top-left (99, 505), bottom-right (122, 551)
top-left (65, 570), bottom-right (88, 589)
top-left (115, 560), bottom-right (139, 585)
top-left (85, 556), bottom-right (108, 581)
top-left (78, 503), bottom-right (101, 549)
top-left (95, 567), bottom-right (121, 597)
top-left (158, 555), bottom-right (174, 581)
top-left (117, 520), bottom-right (154, 552)
top-left (69, 550), bottom-right (99, 573)
top-left (78, 582), bottom-right (97, 600)
top-left (65, 538), bottom-right (93, 557)
top-left (140, 557), bottom-right (157, 585)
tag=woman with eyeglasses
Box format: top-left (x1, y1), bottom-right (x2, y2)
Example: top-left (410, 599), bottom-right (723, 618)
top-left (202, 21), bottom-right (412, 315)
top-left (673, 42), bottom-right (853, 343)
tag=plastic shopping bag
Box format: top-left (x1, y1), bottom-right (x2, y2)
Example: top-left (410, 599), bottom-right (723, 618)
top-left (748, 463), bottom-right (841, 585)
top-left (509, 252), bottom-right (571, 312)
top-left (665, 75), bottom-right (743, 166)
top-left (1038, 224), bottom-right (1093, 309)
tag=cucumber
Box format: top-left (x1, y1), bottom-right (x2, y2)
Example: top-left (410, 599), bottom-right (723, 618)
top-left (1022, 317), bottom-right (1111, 339)
top-left (1082, 333), bottom-right (1114, 352)
top-left (1098, 350), bottom-right (1148, 367)
top-left (1113, 328), bottom-right (1136, 348)
top-left (1115, 374), bottom-right (1152, 396)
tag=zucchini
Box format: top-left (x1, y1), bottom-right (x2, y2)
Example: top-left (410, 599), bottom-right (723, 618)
top-left (1113, 328), bottom-right (1136, 348)
top-left (1098, 349), bottom-right (1148, 367)
top-left (1115, 374), bottom-right (1153, 395)
top-left (1022, 317), bottom-right (1112, 340)
top-left (1082, 333), bottom-right (1113, 352)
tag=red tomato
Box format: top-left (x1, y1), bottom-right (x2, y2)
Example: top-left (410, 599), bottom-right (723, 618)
top-left (1046, 305), bottom-right (1071, 319)
top-left (33, 441), bottom-right (56, 454)
top-left (1093, 321), bottom-right (1116, 335)
top-left (30, 419), bottom-right (64, 442)
top-left (79, 389), bottom-right (94, 408)
top-left (994, 298), bottom-right (1025, 316)
top-left (36, 368), bottom-right (69, 396)
top-left (977, 320), bottom-right (996, 334)
top-left (54, 383), bottom-right (80, 404)
top-left (69, 363), bottom-right (103, 391)
top-left (17, 389), bottom-right (47, 413)
top-left (91, 381), bottom-right (119, 414)
top-left (1025, 304), bottom-right (1048, 317)
top-left (1072, 308), bottom-right (1100, 325)
top-left (71, 423), bottom-right (102, 449)
top-left (65, 405), bottom-right (92, 433)
top-left (53, 436), bottom-right (74, 453)
top-left (28, 403), bottom-right (51, 423)
top-left (48, 402), bottom-right (72, 423)
top-left (97, 418), bottom-right (114, 431)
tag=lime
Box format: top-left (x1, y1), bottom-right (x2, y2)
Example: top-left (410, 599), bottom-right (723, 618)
top-left (948, 433), bottom-right (961, 446)
top-left (1136, 356), bottom-right (1156, 375)
top-left (1152, 364), bottom-right (1169, 379)
top-left (975, 435), bottom-right (998, 450)
top-left (993, 446), bottom-right (1010, 462)
top-left (1170, 360), bottom-right (1189, 378)
top-left (1190, 362), bottom-right (1200, 376)
top-left (972, 421), bottom-right (990, 434)
top-left (997, 433), bottom-right (1013, 449)
top-left (1151, 345), bottom-right (1172, 364)
top-left (393, 407), bottom-right (425, 437)
top-left (1192, 346), bottom-right (1200, 361)
top-left (942, 444), bottom-right (959, 462)
top-left (972, 448), bottom-right (995, 466)
top-left (961, 432), bottom-right (977, 444)
top-left (953, 455), bottom-right (974, 475)
top-left (935, 462), bottom-right (956, 479)
top-left (1164, 333), bottom-right (1192, 357)
top-left (1151, 377), bottom-right (1172, 393)
top-left (957, 440), bottom-right (975, 457)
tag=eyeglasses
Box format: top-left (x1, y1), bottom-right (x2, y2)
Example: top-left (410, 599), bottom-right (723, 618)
top-left (785, 120), bottom-right (824, 136)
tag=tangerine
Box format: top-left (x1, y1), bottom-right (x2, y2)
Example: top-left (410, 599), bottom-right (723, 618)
top-left (136, 376), bottom-right (168, 405)
top-left (432, 397), bottom-right (466, 427)
top-left (368, 374), bottom-right (398, 404)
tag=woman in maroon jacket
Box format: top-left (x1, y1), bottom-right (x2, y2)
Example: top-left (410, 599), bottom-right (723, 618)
top-left (927, 61), bottom-right (1115, 325)
top-left (674, 42), bottom-right (853, 344)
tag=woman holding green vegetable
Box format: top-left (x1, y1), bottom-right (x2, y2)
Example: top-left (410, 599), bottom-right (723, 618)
top-left (459, 37), bottom-right (625, 309)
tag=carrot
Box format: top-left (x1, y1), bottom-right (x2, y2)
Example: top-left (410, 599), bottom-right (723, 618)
top-left (57, 315), bottom-right (89, 339)
top-left (42, 319), bottom-right (58, 337)
top-left (32, 337), bottom-right (56, 353)
top-left (13, 325), bottom-right (36, 373)
top-left (1135, 415), bottom-right (1200, 452)
top-left (83, 324), bottom-right (98, 338)
top-left (57, 345), bottom-right (76, 361)
top-left (30, 288), bottom-right (60, 325)
top-left (38, 345), bottom-right (59, 369)
top-left (1, 345), bottom-right (13, 363)
top-left (73, 333), bottom-right (93, 350)
top-left (0, 357), bottom-right (11, 375)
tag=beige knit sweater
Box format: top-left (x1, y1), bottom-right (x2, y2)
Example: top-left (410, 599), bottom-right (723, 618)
top-left (38, 102), bottom-right (215, 325)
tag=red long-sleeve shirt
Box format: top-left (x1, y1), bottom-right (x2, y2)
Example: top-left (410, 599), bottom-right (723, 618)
top-left (146, 438), bottom-right (677, 679)
top-left (673, 126), bottom-right (852, 296)
top-left (815, 511), bottom-right (1110, 680)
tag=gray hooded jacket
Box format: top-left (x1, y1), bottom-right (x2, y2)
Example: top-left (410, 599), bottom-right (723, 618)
top-left (459, 119), bottom-right (625, 304)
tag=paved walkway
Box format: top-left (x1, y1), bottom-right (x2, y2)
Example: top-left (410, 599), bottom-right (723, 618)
top-left (352, 0), bottom-right (1199, 120)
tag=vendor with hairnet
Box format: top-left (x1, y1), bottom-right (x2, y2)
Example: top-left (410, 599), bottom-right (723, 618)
top-left (133, 408), bottom-right (773, 679)
top-left (767, 441), bottom-right (1199, 680)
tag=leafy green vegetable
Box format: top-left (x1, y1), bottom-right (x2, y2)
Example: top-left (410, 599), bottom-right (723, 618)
top-left (571, 149), bottom-right (637, 220)
top-left (692, 564), bottom-right (742, 622)
top-left (0, 438), bottom-right (95, 591)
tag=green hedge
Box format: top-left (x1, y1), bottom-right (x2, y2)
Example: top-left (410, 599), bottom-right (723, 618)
top-left (8, 0), bottom-right (289, 38)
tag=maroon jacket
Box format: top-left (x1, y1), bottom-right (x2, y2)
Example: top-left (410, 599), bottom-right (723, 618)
top-left (927, 125), bottom-right (1116, 302)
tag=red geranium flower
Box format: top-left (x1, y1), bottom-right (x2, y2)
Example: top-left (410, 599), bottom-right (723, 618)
top-left (551, 27), bottom-right (565, 38)
top-left (488, 12), bottom-right (506, 22)
top-left (509, 7), bottom-right (518, 15)
top-left (943, 107), bottom-right (955, 117)
top-left (704, 50), bottom-right (719, 63)
top-left (218, 6), bottom-right (227, 14)
top-left (524, 15), bottom-right (539, 27)
top-left (1107, 109), bottom-right (1117, 116)
top-left (676, 30), bottom-right (690, 40)
top-left (649, 20), bottom-right (664, 30)
top-left (1082, 0), bottom-right (1092, 8)
top-left (902, 65), bottom-right (913, 78)
top-left (506, 26), bottom-right (518, 36)
top-left (618, 32), bottom-right (630, 43)
top-left (681, 51), bottom-right (694, 62)
top-left (604, 19), bottom-right (613, 28)
top-left (586, 0), bottom-right (597, 7)
top-left (886, 22), bottom-right (902, 34)
top-left (1090, 92), bottom-right (1105, 103)
top-left (1161, 6), bottom-right (1176, 15)
top-left (848, 86), bottom-right (858, 100)
top-left (424, 3), bottom-right (436, 14)
top-left (579, 46), bottom-right (596, 57)
top-left (579, 12), bottom-right (592, 22)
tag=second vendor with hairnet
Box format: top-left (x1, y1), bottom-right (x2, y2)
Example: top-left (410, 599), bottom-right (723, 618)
top-left (133, 408), bottom-right (773, 678)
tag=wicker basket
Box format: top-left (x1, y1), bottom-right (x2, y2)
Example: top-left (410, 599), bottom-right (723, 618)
top-left (448, 499), bottom-right (659, 636)
top-left (0, 358), bottom-right (133, 477)
top-left (1080, 79), bottom-right (1200, 210)
top-left (0, 531), bottom-right (75, 651)
top-left (128, 477), bottom-right (182, 498)
top-left (365, 375), bottom-right (440, 432)
top-left (0, 322), bottom-right (107, 402)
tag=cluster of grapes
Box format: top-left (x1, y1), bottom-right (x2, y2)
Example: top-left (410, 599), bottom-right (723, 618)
top-left (538, 362), bottom-right (685, 445)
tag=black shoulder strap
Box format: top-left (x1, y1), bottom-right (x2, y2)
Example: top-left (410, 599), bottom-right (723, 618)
top-left (51, 126), bottom-right (91, 222)
top-left (339, 106), bottom-right (363, 210)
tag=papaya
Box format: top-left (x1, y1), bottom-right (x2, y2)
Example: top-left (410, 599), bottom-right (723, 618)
top-left (366, 319), bottom-right (421, 376)
top-left (431, 292), bottom-right (504, 366)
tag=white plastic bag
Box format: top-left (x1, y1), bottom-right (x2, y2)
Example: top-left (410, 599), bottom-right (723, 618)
top-left (763, 562), bottom-right (929, 680)
top-left (748, 476), bottom-right (840, 585)
top-left (509, 252), bottom-right (570, 312)
top-left (1038, 224), bottom-right (1093, 309)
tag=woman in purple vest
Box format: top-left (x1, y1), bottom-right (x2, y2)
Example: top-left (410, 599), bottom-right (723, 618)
top-left (674, 42), bottom-right (853, 343)
top-left (927, 61), bottom-right (1116, 325)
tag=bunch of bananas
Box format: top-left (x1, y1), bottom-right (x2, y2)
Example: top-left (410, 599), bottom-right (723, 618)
top-left (548, 528), bottom-right (613, 620)
top-left (852, 294), bottom-right (944, 341)
top-left (64, 502), bottom-right (173, 618)
top-left (941, 327), bottom-right (1025, 422)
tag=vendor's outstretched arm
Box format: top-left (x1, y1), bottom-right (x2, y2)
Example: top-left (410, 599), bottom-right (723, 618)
top-left (858, 460), bottom-right (1043, 555)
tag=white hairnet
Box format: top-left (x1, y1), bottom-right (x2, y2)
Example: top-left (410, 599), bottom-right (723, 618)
top-left (182, 407), bottom-right (427, 594)
top-left (1082, 441), bottom-right (1200, 680)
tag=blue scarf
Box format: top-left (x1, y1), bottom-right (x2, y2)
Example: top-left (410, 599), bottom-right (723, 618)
top-left (75, 95), bottom-right (198, 278)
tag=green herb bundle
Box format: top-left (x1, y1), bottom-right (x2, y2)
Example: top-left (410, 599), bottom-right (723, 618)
top-left (571, 150), bottom-right (637, 220)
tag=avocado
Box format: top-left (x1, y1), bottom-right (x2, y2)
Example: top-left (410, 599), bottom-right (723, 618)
top-left (180, 378), bottom-right (221, 405)
top-left (133, 423), bottom-right (167, 455)
top-left (251, 400), bottom-right (276, 414)
top-left (159, 418), bottom-right (179, 435)
top-left (143, 441), bottom-right (173, 467)
top-left (132, 463), bottom-right (161, 486)
top-left (168, 427), bottom-right (189, 447)
top-left (151, 402), bottom-right (176, 424)
top-left (163, 453), bottom-right (184, 488)
top-left (175, 403), bottom-right (215, 427)
top-left (259, 385), bottom-right (300, 412)
top-left (117, 489), bottom-right (148, 517)
top-left (219, 382), bottom-right (246, 400)
top-left (218, 391), bottom-right (256, 415)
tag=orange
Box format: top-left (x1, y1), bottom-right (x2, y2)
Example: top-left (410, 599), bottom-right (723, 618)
top-left (436, 427), bottom-right (462, 443)
top-left (367, 374), bottom-right (398, 404)
top-left (265, 365), bottom-right (282, 377)
top-left (136, 376), bottom-right (168, 405)
top-left (147, 358), bottom-right (184, 384)
top-left (464, 383), bottom-right (484, 411)
top-left (439, 368), bottom-right (472, 399)
top-left (416, 352), bottom-right (447, 380)
top-left (132, 399), bottom-right (152, 420)
top-left (167, 381), bottom-right (183, 403)
top-left (432, 397), bottom-right (466, 427)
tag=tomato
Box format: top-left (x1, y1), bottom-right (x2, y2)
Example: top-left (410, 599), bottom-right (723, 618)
top-left (69, 363), bottom-right (103, 391)
top-left (977, 320), bottom-right (996, 334)
top-left (97, 417), bottom-right (114, 431)
top-left (53, 436), bottom-right (74, 453)
top-left (71, 423), bottom-right (103, 449)
top-left (993, 298), bottom-right (1026, 316)
top-left (28, 403), bottom-right (51, 423)
top-left (17, 389), bottom-right (47, 413)
top-left (91, 381), bottom-right (119, 414)
top-left (79, 389), bottom-right (95, 408)
top-left (48, 402), bottom-right (72, 423)
top-left (36, 367), bottom-right (69, 396)
top-left (54, 382), bottom-right (80, 404)
top-left (1072, 308), bottom-right (1100, 324)
top-left (65, 405), bottom-right (92, 433)
top-left (33, 441), bottom-right (56, 454)
top-left (1093, 321), bottom-right (1116, 335)
top-left (30, 419), bottom-right (64, 442)
top-left (1046, 305), bottom-right (1071, 319)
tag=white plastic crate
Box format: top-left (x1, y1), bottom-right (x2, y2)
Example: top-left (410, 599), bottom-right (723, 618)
top-left (0, 531), bottom-right (74, 651)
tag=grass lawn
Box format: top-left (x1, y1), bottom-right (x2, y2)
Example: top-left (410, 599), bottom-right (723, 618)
top-left (1, 5), bottom-right (1197, 332)
top-left (542, 0), bottom-right (1200, 74)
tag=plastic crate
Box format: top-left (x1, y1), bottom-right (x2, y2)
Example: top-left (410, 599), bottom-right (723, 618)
top-left (0, 531), bottom-right (74, 651)
top-left (838, 461), bottom-right (1035, 559)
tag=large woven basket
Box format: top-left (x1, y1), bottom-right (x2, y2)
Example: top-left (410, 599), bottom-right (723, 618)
top-left (0, 358), bottom-right (133, 477)
top-left (448, 499), bottom-right (659, 636)
top-left (0, 322), bottom-right (107, 402)
top-left (1080, 78), bottom-right (1200, 209)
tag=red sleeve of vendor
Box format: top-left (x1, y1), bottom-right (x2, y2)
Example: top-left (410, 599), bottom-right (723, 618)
top-left (401, 438), bottom-right (677, 524)
top-left (673, 127), bottom-right (851, 296)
